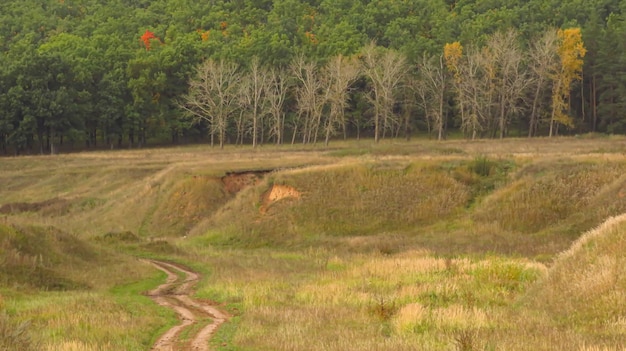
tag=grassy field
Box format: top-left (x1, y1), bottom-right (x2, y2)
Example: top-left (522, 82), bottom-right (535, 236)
top-left (1, 136), bottom-right (626, 350)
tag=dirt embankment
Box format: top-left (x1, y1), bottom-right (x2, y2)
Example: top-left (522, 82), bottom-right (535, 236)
top-left (146, 260), bottom-right (229, 351)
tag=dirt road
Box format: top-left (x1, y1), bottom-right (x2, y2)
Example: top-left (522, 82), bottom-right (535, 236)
top-left (145, 260), bottom-right (228, 351)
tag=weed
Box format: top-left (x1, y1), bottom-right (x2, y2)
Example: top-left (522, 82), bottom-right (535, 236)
top-left (141, 240), bottom-right (182, 255)
top-left (470, 155), bottom-right (496, 177)
top-left (453, 328), bottom-right (479, 351)
top-left (370, 296), bottom-right (398, 322)
top-left (95, 231), bottom-right (141, 243)
top-left (2, 137), bottom-right (626, 350)
top-left (211, 316), bottom-right (240, 351)
top-left (0, 313), bottom-right (38, 351)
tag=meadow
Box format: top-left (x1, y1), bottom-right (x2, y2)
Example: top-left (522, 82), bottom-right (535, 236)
top-left (1, 136), bottom-right (626, 350)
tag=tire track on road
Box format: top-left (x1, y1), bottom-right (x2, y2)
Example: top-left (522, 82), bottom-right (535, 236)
top-left (145, 260), bottom-right (228, 351)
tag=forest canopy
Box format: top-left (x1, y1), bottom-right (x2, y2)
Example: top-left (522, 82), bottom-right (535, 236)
top-left (1, 0), bottom-right (624, 153)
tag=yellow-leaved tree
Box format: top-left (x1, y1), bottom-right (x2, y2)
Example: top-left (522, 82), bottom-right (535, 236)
top-left (443, 42), bottom-right (464, 123)
top-left (550, 28), bottom-right (586, 136)
top-left (443, 42), bottom-right (463, 76)
top-left (444, 41), bottom-right (479, 138)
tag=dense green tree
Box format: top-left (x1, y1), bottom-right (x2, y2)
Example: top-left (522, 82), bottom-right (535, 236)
top-left (594, 14), bottom-right (626, 133)
top-left (3, 0), bottom-right (626, 153)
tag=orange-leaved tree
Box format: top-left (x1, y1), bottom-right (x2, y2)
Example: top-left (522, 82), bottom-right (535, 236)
top-left (550, 28), bottom-right (586, 136)
top-left (140, 30), bottom-right (162, 50)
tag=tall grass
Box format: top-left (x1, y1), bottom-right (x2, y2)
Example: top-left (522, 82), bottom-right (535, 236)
top-left (0, 222), bottom-right (174, 350)
top-left (181, 242), bottom-right (548, 351)
top-left (474, 160), bottom-right (626, 234)
top-left (0, 312), bottom-right (38, 351)
top-left (5, 290), bottom-right (171, 351)
top-left (2, 138), bottom-right (626, 350)
top-left (205, 161), bottom-right (472, 247)
top-left (527, 214), bottom-right (626, 333)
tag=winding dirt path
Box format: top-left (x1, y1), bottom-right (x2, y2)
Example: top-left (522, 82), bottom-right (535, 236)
top-left (145, 260), bottom-right (229, 351)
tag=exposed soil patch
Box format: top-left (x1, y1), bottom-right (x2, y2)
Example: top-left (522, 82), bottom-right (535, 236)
top-left (260, 184), bottom-right (301, 213)
top-left (221, 170), bottom-right (272, 194)
top-left (146, 260), bottom-right (229, 351)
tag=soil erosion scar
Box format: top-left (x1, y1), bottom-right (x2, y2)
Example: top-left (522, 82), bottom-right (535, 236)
top-left (145, 260), bottom-right (228, 351)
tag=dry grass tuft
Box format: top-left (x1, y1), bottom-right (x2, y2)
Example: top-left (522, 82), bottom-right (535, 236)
top-left (527, 213), bottom-right (626, 340)
top-left (205, 161), bottom-right (473, 247)
top-left (147, 175), bottom-right (230, 237)
top-left (2, 138), bottom-right (626, 350)
top-left (474, 161), bottom-right (626, 233)
top-left (0, 313), bottom-right (39, 351)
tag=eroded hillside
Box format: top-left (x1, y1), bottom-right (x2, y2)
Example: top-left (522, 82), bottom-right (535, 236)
top-left (2, 138), bottom-right (626, 350)
top-left (1, 139), bottom-right (626, 255)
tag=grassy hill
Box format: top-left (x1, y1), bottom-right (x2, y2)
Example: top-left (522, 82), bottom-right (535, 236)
top-left (1, 137), bottom-right (626, 350)
top-left (526, 213), bottom-right (626, 340)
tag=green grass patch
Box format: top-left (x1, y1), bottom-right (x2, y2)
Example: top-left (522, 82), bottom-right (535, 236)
top-left (211, 316), bottom-right (242, 351)
top-left (3, 138), bottom-right (626, 350)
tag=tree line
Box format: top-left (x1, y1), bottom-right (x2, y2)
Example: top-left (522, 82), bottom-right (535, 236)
top-left (180, 28), bottom-right (584, 149)
top-left (0, 0), bottom-right (624, 154)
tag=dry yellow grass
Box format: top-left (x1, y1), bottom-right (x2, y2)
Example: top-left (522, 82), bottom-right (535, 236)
top-left (2, 136), bottom-right (626, 350)
top-left (527, 213), bottom-right (626, 332)
top-left (182, 240), bottom-right (549, 350)
top-left (7, 291), bottom-right (169, 351)
top-left (473, 160), bottom-right (626, 233)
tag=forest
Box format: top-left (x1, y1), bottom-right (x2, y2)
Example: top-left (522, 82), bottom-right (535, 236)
top-left (1, 0), bottom-right (625, 153)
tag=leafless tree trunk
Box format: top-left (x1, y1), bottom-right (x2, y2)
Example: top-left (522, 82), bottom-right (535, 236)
top-left (549, 79), bottom-right (564, 137)
top-left (179, 59), bottom-right (241, 149)
top-left (361, 42), bottom-right (408, 142)
top-left (418, 53), bottom-right (447, 140)
top-left (462, 50), bottom-right (486, 139)
top-left (291, 55), bottom-right (327, 144)
top-left (449, 48), bottom-right (485, 139)
top-left (241, 57), bottom-right (270, 148)
top-left (401, 81), bottom-right (415, 141)
top-left (237, 72), bottom-right (252, 146)
top-left (480, 30), bottom-right (530, 139)
top-left (528, 29), bottom-right (559, 137)
top-left (322, 54), bottom-right (360, 146)
top-left (265, 67), bottom-right (289, 145)
top-left (591, 74), bottom-right (597, 132)
top-left (412, 77), bottom-right (432, 136)
top-left (235, 108), bottom-right (247, 145)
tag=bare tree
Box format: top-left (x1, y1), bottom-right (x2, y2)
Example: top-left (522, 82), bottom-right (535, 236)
top-left (401, 73), bottom-right (421, 140)
top-left (458, 49), bottom-right (486, 139)
top-left (291, 55), bottom-right (328, 144)
top-left (445, 42), bottom-right (485, 139)
top-left (418, 53), bottom-right (447, 140)
top-left (451, 30), bottom-right (529, 139)
top-left (527, 29), bottom-right (559, 137)
top-left (322, 54), bottom-right (360, 145)
top-left (484, 30), bottom-right (530, 139)
top-left (361, 42), bottom-right (408, 142)
top-left (264, 67), bottom-right (289, 145)
top-left (179, 59), bottom-right (241, 148)
top-left (412, 76), bottom-right (432, 136)
top-left (240, 57), bottom-right (270, 148)
top-left (236, 78), bottom-right (251, 145)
